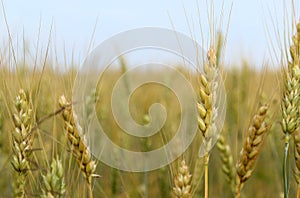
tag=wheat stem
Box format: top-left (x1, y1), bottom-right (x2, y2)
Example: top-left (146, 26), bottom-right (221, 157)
top-left (204, 154), bottom-right (209, 198)
top-left (294, 131), bottom-right (300, 195)
top-left (88, 185), bottom-right (93, 198)
top-left (283, 136), bottom-right (290, 198)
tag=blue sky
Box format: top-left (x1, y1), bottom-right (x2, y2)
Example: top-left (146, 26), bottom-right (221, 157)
top-left (0, 0), bottom-right (298, 67)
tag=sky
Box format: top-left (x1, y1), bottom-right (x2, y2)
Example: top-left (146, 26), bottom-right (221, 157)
top-left (0, 0), bottom-right (299, 68)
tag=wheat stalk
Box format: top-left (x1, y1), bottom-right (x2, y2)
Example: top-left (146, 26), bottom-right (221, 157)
top-left (0, 108), bottom-right (3, 153)
top-left (41, 156), bottom-right (66, 198)
top-left (58, 95), bottom-right (98, 198)
top-left (294, 131), bottom-right (300, 194)
top-left (173, 160), bottom-right (192, 198)
top-left (235, 104), bottom-right (269, 197)
top-left (11, 89), bottom-right (33, 198)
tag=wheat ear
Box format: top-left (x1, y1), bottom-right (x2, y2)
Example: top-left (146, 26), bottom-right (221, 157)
top-left (282, 22), bottom-right (300, 136)
top-left (290, 22), bottom-right (300, 190)
top-left (58, 95), bottom-right (97, 197)
top-left (173, 160), bottom-right (192, 198)
top-left (41, 156), bottom-right (66, 198)
top-left (197, 47), bottom-right (217, 139)
top-left (216, 134), bottom-right (234, 193)
top-left (282, 21), bottom-right (300, 198)
top-left (11, 89), bottom-right (34, 198)
top-left (235, 104), bottom-right (269, 198)
top-left (197, 46), bottom-right (218, 198)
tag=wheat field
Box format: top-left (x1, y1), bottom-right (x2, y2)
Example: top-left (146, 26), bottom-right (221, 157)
top-left (1, 1), bottom-right (300, 198)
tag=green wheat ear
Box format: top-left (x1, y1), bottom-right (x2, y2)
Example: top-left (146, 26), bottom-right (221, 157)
top-left (41, 156), bottom-right (66, 198)
top-left (281, 21), bottom-right (300, 197)
top-left (290, 21), bottom-right (300, 192)
top-left (216, 134), bottom-right (235, 193)
top-left (281, 22), bottom-right (300, 138)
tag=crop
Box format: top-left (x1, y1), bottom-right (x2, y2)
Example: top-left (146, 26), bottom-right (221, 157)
top-left (0, 1), bottom-right (300, 198)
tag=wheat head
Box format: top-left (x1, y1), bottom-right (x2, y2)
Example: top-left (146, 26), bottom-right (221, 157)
top-left (41, 156), bottom-right (66, 198)
top-left (58, 95), bottom-right (98, 195)
top-left (11, 89), bottom-right (33, 198)
top-left (235, 104), bottom-right (269, 197)
top-left (216, 134), bottom-right (234, 193)
top-left (173, 160), bottom-right (192, 198)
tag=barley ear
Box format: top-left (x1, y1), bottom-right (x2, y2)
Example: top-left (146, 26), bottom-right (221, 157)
top-left (11, 89), bottom-right (33, 198)
top-left (173, 160), bottom-right (192, 198)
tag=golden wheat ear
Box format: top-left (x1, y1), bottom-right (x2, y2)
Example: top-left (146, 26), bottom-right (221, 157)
top-left (196, 45), bottom-right (220, 198)
top-left (197, 46), bottom-right (217, 139)
top-left (235, 104), bottom-right (269, 197)
top-left (58, 95), bottom-right (99, 197)
top-left (173, 159), bottom-right (192, 198)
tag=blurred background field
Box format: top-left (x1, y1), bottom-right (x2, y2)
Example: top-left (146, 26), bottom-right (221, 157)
top-left (0, 59), bottom-right (286, 197)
